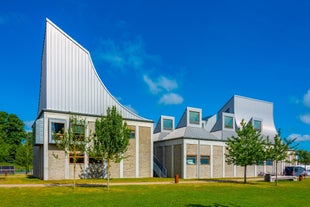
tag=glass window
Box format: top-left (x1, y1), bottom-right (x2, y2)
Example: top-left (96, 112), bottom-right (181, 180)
top-left (186, 155), bottom-right (197, 165)
top-left (189, 111), bottom-right (200, 125)
top-left (266, 159), bottom-right (273, 166)
top-left (224, 116), bottom-right (233, 129)
top-left (50, 121), bottom-right (65, 142)
top-left (163, 119), bottom-right (173, 130)
top-left (200, 156), bottom-right (210, 165)
top-left (52, 122), bottom-right (65, 135)
top-left (253, 120), bottom-right (262, 131)
top-left (71, 124), bottom-right (85, 141)
top-left (130, 129), bottom-right (135, 139)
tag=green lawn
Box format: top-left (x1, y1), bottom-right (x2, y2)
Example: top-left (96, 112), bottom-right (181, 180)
top-left (0, 176), bottom-right (309, 207)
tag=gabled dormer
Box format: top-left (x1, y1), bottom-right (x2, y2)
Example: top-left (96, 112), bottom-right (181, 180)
top-left (177, 107), bottom-right (202, 128)
top-left (154, 115), bottom-right (175, 133)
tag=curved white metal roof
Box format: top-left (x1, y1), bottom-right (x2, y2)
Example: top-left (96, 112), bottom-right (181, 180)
top-left (38, 18), bottom-right (150, 121)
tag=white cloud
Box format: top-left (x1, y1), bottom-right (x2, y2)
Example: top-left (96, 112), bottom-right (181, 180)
top-left (143, 75), bottom-right (178, 94)
top-left (159, 93), bottom-right (184, 105)
top-left (300, 114), bottom-right (310, 125)
top-left (303, 90), bottom-right (310, 108)
top-left (143, 75), bottom-right (161, 94)
top-left (95, 38), bottom-right (150, 72)
top-left (157, 76), bottom-right (178, 91)
top-left (288, 133), bottom-right (310, 142)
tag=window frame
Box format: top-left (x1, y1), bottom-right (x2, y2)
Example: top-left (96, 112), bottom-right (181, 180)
top-left (253, 119), bottom-right (262, 131)
top-left (163, 118), bottom-right (173, 130)
top-left (49, 118), bottom-right (66, 143)
top-left (223, 115), bottom-right (234, 129)
top-left (200, 155), bottom-right (210, 165)
top-left (189, 111), bottom-right (200, 125)
top-left (186, 155), bottom-right (197, 165)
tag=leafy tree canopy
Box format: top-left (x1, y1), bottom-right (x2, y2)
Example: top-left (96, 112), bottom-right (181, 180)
top-left (225, 119), bottom-right (266, 183)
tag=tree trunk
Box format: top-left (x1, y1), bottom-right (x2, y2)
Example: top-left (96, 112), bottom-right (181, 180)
top-left (275, 161), bottom-right (278, 186)
top-left (107, 159), bottom-right (110, 191)
top-left (244, 165), bottom-right (247, 183)
top-left (73, 160), bottom-right (76, 189)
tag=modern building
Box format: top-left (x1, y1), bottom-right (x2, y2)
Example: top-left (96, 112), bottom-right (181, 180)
top-left (153, 95), bottom-right (295, 179)
top-left (33, 19), bottom-right (153, 180)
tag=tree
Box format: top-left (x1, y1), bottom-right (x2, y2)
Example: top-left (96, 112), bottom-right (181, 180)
top-left (54, 116), bottom-right (88, 188)
top-left (0, 111), bottom-right (26, 162)
top-left (91, 106), bottom-right (130, 190)
top-left (296, 150), bottom-right (310, 169)
top-left (265, 130), bottom-right (297, 186)
top-left (225, 120), bottom-right (265, 183)
top-left (15, 132), bottom-right (33, 174)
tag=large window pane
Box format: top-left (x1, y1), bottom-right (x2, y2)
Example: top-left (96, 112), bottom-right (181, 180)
top-left (186, 155), bottom-right (197, 165)
top-left (163, 119), bottom-right (173, 130)
top-left (189, 111), bottom-right (200, 125)
top-left (224, 116), bottom-right (233, 129)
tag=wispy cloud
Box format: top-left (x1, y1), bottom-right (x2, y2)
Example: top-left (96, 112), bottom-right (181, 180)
top-left (300, 114), bottom-right (310, 125)
top-left (143, 75), bottom-right (178, 94)
top-left (288, 133), bottom-right (310, 142)
top-left (95, 34), bottom-right (183, 105)
top-left (159, 93), bottom-right (184, 105)
top-left (303, 89), bottom-right (310, 108)
top-left (95, 37), bottom-right (159, 72)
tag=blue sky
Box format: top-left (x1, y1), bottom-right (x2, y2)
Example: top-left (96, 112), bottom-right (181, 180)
top-left (1, 0), bottom-right (310, 150)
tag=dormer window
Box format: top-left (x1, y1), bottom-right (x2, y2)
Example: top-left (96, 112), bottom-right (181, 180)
top-left (163, 119), bottom-right (173, 130)
top-left (253, 119), bottom-right (262, 131)
top-left (224, 116), bottom-right (233, 129)
top-left (189, 111), bottom-right (200, 125)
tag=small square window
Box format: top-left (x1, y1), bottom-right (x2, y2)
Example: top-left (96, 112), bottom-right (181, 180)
top-left (163, 119), bottom-right (173, 130)
top-left (186, 155), bottom-right (197, 165)
top-left (200, 156), bottom-right (210, 165)
top-left (253, 120), bottom-right (262, 131)
top-left (224, 116), bottom-right (233, 129)
top-left (189, 111), bottom-right (200, 125)
top-left (49, 119), bottom-right (66, 143)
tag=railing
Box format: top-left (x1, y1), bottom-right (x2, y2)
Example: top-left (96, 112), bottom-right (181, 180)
top-left (153, 155), bottom-right (167, 178)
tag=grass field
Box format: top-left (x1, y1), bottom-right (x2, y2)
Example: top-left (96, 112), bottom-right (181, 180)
top-left (0, 175), bottom-right (309, 207)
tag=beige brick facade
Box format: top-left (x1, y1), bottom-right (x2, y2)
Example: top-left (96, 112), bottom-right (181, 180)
top-left (139, 126), bottom-right (151, 177)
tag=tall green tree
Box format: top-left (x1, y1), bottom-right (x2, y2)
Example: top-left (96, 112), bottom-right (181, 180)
top-left (265, 130), bottom-right (297, 185)
top-left (15, 132), bottom-right (33, 174)
top-left (54, 116), bottom-right (88, 189)
top-left (0, 111), bottom-right (26, 162)
top-left (91, 106), bottom-right (130, 190)
top-left (225, 120), bottom-right (266, 183)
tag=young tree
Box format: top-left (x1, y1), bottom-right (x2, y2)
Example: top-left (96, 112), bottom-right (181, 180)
top-left (91, 106), bottom-right (130, 190)
top-left (225, 120), bottom-right (265, 183)
top-left (296, 150), bottom-right (310, 169)
top-left (54, 116), bottom-right (88, 188)
top-left (265, 130), bottom-right (297, 186)
top-left (15, 132), bottom-right (33, 174)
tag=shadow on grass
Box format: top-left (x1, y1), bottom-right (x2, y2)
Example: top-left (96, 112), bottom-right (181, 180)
top-left (186, 203), bottom-right (240, 207)
top-left (199, 179), bottom-right (262, 185)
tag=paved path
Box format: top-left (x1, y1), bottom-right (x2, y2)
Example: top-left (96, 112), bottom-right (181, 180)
top-left (0, 180), bottom-right (210, 188)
